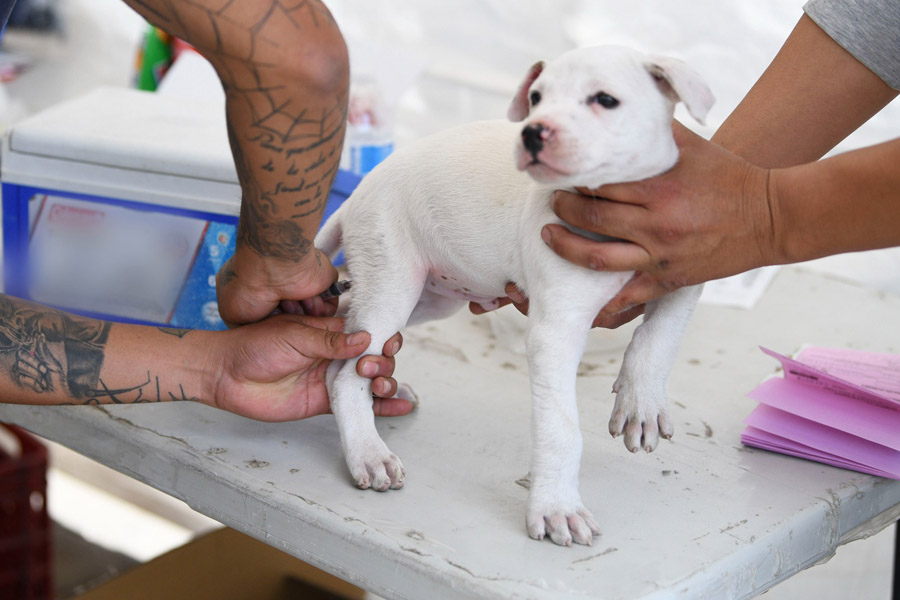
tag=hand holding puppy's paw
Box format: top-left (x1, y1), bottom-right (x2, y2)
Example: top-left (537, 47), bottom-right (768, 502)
top-left (527, 497), bottom-right (601, 546)
top-left (346, 440), bottom-right (405, 491)
top-left (608, 378), bottom-right (674, 453)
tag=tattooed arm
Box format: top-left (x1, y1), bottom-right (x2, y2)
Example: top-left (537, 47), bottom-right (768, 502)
top-left (122, 0), bottom-right (349, 325)
top-left (0, 295), bottom-right (411, 421)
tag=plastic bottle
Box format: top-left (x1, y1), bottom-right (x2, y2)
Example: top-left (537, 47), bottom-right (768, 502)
top-left (341, 77), bottom-right (394, 176)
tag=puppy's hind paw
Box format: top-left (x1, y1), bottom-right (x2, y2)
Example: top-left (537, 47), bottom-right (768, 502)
top-left (527, 504), bottom-right (600, 547)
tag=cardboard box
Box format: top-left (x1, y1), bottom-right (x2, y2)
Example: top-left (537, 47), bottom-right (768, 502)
top-left (75, 528), bottom-right (365, 600)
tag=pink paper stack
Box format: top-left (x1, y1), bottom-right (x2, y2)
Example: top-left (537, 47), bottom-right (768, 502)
top-left (742, 346), bottom-right (900, 479)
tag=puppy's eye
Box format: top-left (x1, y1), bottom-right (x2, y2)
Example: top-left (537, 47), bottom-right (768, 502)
top-left (589, 92), bottom-right (619, 109)
top-left (530, 90), bottom-right (541, 106)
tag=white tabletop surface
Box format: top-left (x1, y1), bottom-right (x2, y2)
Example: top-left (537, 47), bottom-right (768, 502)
top-left (1, 266), bottom-right (899, 600)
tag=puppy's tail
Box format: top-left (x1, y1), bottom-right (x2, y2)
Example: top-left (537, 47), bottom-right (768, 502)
top-left (315, 202), bottom-right (345, 261)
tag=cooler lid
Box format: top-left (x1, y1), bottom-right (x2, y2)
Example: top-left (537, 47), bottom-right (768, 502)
top-left (8, 86), bottom-right (237, 184)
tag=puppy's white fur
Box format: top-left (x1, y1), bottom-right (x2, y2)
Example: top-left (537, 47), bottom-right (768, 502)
top-left (316, 46), bottom-right (713, 546)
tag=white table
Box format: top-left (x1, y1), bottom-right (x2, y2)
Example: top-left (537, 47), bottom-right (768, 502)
top-left (2, 266), bottom-right (898, 600)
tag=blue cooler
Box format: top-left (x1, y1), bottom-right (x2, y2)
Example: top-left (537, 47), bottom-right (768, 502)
top-left (1, 87), bottom-right (358, 330)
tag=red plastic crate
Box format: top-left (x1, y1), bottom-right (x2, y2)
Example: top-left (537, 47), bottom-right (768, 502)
top-left (0, 424), bottom-right (51, 600)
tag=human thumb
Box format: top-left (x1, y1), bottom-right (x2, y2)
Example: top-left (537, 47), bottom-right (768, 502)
top-left (299, 325), bottom-right (371, 361)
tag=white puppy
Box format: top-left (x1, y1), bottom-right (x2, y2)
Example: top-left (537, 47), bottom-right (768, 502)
top-left (316, 46), bottom-right (713, 546)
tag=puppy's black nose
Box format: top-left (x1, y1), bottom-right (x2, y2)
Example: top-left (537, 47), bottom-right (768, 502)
top-left (521, 124), bottom-right (545, 157)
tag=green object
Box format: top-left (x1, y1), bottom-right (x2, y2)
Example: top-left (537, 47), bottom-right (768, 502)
top-left (136, 26), bottom-right (172, 91)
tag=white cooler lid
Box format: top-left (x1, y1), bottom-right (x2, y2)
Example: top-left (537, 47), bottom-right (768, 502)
top-left (2, 87), bottom-right (242, 214)
top-left (9, 86), bottom-right (236, 183)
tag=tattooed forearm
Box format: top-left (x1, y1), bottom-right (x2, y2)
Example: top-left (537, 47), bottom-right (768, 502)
top-left (83, 373), bottom-right (197, 404)
top-left (123, 0), bottom-right (349, 263)
top-left (91, 372), bottom-right (154, 404)
top-left (0, 296), bottom-right (199, 405)
top-left (0, 296), bottom-right (111, 398)
top-left (230, 120), bottom-right (317, 262)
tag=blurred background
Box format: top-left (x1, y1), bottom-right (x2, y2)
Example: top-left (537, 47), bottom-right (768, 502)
top-left (0, 0), bottom-right (897, 598)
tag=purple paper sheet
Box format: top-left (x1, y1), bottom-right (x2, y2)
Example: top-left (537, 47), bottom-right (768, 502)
top-left (743, 404), bottom-right (899, 478)
top-left (748, 377), bottom-right (900, 451)
top-left (743, 347), bottom-right (900, 480)
top-left (796, 346), bottom-right (900, 403)
top-left (741, 427), bottom-right (893, 479)
top-left (761, 347), bottom-right (900, 410)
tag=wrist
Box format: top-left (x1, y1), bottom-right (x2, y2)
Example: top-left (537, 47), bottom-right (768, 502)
top-left (760, 166), bottom-right (787, 266)
top-left (170, 329), bottom-right (223, 408)
top-left (231, 244), bottom-right (329, 291)
top-left (231, 242), bottom-right (301, 280)
top-left (738, 164), bottom-right (787, 271)
top-left (765, 165), bottom-right (810, 265)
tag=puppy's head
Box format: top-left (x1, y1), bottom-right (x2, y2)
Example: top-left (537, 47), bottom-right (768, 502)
top-left (508, 46), bottom-right (714, 187)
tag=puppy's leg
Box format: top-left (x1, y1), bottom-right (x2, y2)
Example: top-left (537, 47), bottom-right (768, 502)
top-left (328, 273), bottom-right (425, 492)
top-left (394, 290), bottom-right (466, 402)
top-left (609, 284), bottom-right (703, 452)
top-left (407, 290), bottom-right (465, 326)
top-left (525, 294), bottom-right (606, 546)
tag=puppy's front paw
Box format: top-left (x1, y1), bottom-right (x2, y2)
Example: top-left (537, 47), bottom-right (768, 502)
top-left (396, 383), bottom-right (419, 407)
top-left (346, 439), bottom-right (405, 491)
top-left (608, 377), bottom-right (673, 453)
top-left (526, 498), bottom-right (600, 547)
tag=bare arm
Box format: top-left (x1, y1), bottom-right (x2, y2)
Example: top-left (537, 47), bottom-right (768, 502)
top-left (0, 294), bottom-right (410, 420)
top-left (123, 0), bottom-right (350, 325)
top-left (713, 14), bottom-right (898, 166)
top-left (772, 137), bottom-right (900, 263)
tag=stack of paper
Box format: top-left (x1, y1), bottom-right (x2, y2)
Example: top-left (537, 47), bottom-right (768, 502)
top-left (742, 346), bottom-right (900, 479)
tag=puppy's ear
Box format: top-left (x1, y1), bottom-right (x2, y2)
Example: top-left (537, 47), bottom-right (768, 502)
top-left (507, 61), bottom-right (545, 122)
top-left (644, 56), bottom-right (714, 125)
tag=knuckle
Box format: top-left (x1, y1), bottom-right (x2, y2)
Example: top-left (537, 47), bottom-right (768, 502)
top-left (612, 291), bottom-right (634, 311)
top-left (587, 251), bottom-right (607, 271)
top-left (652, 221), bottom-right (686, 243)
top-left (659, 274), bottom-right (688, 291)
top-left (324, 329), bottom-right (343, 349)
top-left (582, 201), bottom-right (604, 230)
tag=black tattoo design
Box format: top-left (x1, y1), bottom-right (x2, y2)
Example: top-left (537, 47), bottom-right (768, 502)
top-left (0, 296), bottom-right (110, 397)
top-left (168, 384), bottom-right (197, 402)
top-left (92, 373), bottom-right (153, 404)
top-left (89, 374), bottom-right (196, 404)
top-left (157, 327), bottom-right (192, 339)
top-left (218, 258), bottom-right (238, 287)
top-left (0, 296), bottom-right (198, 405)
